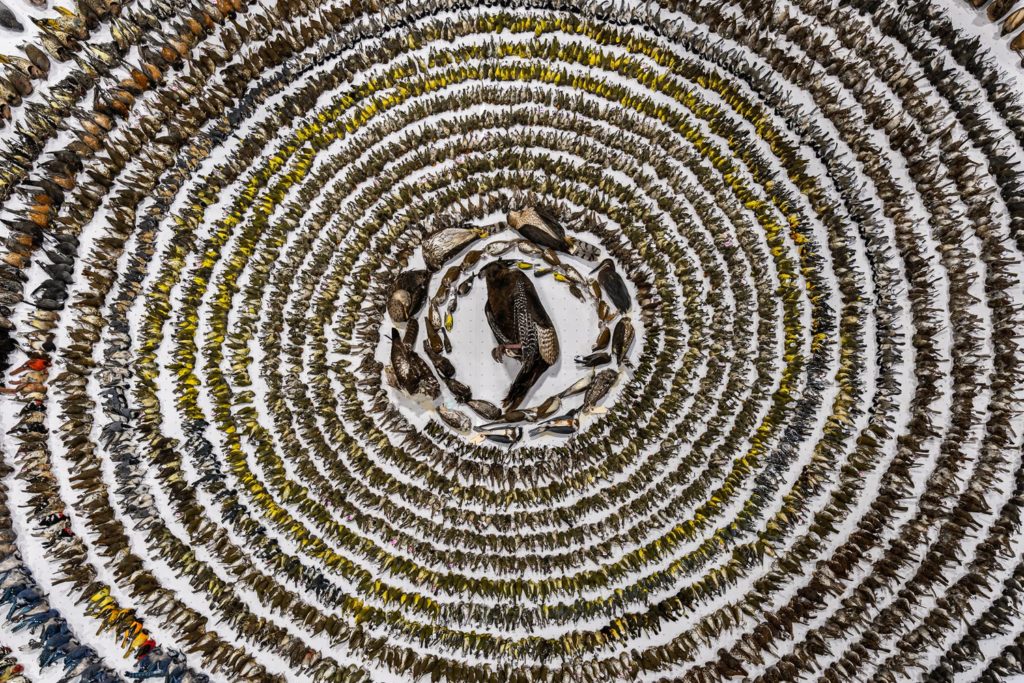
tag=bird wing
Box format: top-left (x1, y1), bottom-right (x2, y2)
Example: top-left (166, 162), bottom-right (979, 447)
top-left (533, 206), bottom-right (566, 239)
top-left (485, 300), bottom-right (514, 346)
top-left (517, 223), bottom-right (566, 251)
top-left (517, 278), bottom-right (559, 365)
top-left (536, 324), bottom-right (560, 365)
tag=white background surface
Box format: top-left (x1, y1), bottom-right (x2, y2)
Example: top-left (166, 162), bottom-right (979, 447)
top-left (0, 0), bottom-right (1023, 680)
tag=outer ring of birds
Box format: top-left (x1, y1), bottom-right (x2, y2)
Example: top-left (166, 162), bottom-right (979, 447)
top-left (0, 0), bottom-right (1022, 682)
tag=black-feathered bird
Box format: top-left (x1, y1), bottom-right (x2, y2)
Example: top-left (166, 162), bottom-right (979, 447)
top-left (480, 259), bottom-right (559, 409)
top-left (387, 269), bottom-right (430, 323)
top-left (590, 258), bottom-right (630, 313)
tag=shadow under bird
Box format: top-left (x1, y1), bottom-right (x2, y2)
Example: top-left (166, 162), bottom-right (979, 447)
top-left (480, 259), bottom-right (559, 410)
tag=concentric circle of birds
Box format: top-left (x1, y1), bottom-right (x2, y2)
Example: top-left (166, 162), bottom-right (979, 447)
top-left (0, 0), bottom-right (1023, 682)
top-left (380, 207), bottom-right (637, 448)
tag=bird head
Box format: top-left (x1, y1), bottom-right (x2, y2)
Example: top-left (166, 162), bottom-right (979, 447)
top-left (589, 258), bottom-right (614, 275)
top-left (506, 209), bottom-right (524, 229)
top-left (387, 289), bottom-right (411, 322)
top-left (478, 259), bottom-right (513, 281)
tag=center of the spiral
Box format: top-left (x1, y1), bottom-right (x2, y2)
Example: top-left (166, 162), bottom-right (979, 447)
top-left (377, 206), bottom-right (642, 447)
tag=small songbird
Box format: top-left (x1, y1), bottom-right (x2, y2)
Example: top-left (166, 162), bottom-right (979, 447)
top-left (386, 328), bottom-right (440, 400)
top-left (482, 426), bottom-right (522, 448)
top-left (387, 269), bottom-right (430, 322)
top-left (612, 317), bottom-right (635, 365)
top-left (480, 259), bottom-right (560, 409)
top-left (529, 408), bottom-right (579, 437)
top-left (590, 258), bottom-right (631, 313)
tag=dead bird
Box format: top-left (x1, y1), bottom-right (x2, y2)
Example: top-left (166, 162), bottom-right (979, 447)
top-left (437, 406), bottom-right (471, 432)
top-left (480, 259), bottom-right (559, 409)
top-left (0, 2), bottom-right (23, 31)
top-left (590, 258), bottom-right (631, 312)
top-left (582, 368), bottom-right (618, 412)
top-left (529, 394), bottom-right (561, 420)
top-left (529, 408), bottom-right (579, 437)
top-left (422, 225), bottom-right (487, 271)
top-left (612, 317), bottom-right (635, 365)
top-left (481, 426), bottom-right (522, 449)
top-left (559, 372), bottom-right (594, 398)
top-left (575, 351), bottom-right (611, 368)
top-left (466, 399), bottom-right (502, 420)
top-left (386, 327), bottom-right (439, 400)
top-left (507, 206), bottom-right (572, 253)
top-left (477, 409), bottom-right (530, 429)
top-left (387, 269), bottom-right (430, 323)
top-left (421, 340), bottom-right (455, 379)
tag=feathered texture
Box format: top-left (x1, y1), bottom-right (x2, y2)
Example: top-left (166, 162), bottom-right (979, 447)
top-left (480, 259), bottom-right (559, 409)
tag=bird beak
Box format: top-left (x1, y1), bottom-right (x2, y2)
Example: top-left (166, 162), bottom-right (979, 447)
top-left (589, 263), bottom-right (602, 275)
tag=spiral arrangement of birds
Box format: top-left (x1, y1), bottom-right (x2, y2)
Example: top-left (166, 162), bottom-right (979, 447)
top-left (0, 0), bottom-right (1023, 680)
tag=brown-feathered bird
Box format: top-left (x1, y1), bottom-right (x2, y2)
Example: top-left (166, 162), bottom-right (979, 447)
top-left (480, 259), bottom-right (559, 409)
top-left (421, 225), bottom-right (486, 271)
top-left (507, 206), bottom-right (572, 253)
top-left (507, 206), bottom-right (600, 260)
top-left (387, 269), bottom-right (429, 322)
top-left (386, 327), bottom-right (439, 400)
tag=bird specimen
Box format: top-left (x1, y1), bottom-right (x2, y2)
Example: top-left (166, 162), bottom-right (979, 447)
top-left (479, 259), bottom-right (559, 409)
top-left (387, 269), bottom-right (430, 323)
top-left (590, 258), bottom-right (630, 313)
top-left (386, 327), bottom-right (440, 400)
top-left (421, 225), bottom-right (487, 272)
top-left (0, 1), bottom-right (1020, 683)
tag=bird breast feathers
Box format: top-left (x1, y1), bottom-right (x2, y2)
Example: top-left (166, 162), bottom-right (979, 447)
top-left (537, 324), bottom-right (559, 365)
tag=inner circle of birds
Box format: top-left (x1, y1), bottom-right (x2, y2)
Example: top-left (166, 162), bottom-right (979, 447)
top-left (0, 0), bottom-right (1023, 680)
top-left (383, 206), bottom-right (634, 449)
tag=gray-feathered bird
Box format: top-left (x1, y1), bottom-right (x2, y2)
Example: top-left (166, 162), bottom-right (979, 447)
top-left (590, 258), bottom-right (630, 313)
top-left (480, 259), bottom-right (560, 409)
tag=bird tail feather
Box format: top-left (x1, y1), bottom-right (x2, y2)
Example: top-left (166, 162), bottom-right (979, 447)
top-left (568, 237), bottom-right (600, 261)
top-left (504, 360), bottom-right (546, 410)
